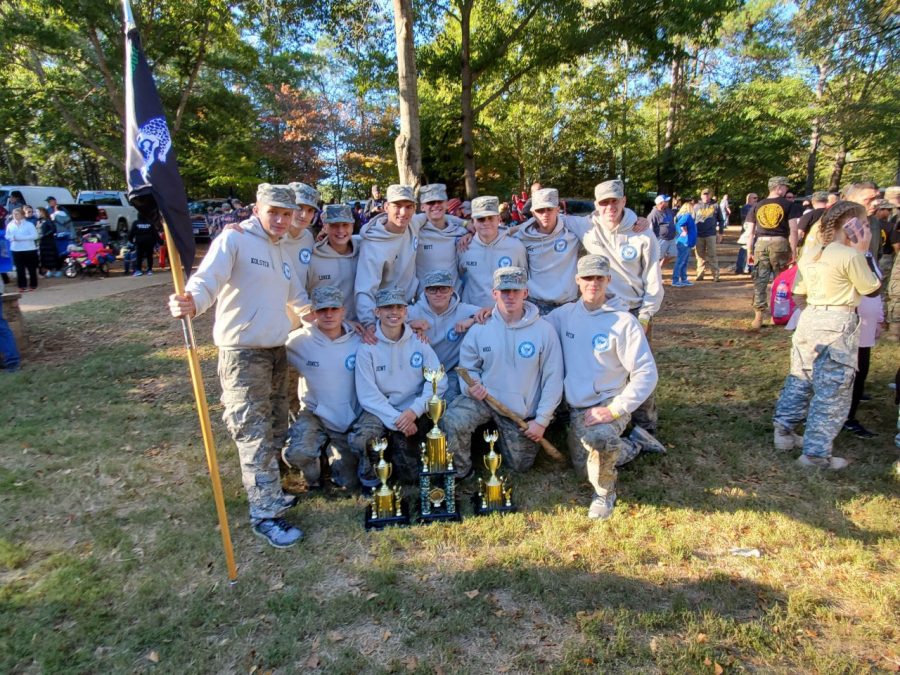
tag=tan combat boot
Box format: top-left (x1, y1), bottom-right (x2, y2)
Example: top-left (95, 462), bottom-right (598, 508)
top-left (750, 310), bottom-right (763, 331)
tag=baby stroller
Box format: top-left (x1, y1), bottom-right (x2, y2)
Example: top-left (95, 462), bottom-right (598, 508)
top-left (64, 231), bottom-right (116, 278)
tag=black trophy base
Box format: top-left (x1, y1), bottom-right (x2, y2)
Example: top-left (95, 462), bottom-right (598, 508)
top-left (364, 499), bottom-right (411, 530)
top-left (418, 500), bottom-right (463, 524)
top-left (471, 493), bottom-right (517, 516)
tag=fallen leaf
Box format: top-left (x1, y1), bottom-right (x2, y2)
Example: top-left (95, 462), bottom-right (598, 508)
top-left (366, 592), bottom-right (379, 600)
top-left (697, 633), bottom-right (709, 644)
top-left (465, 590), bottom-right (480, 599)
top-left (580, 658), bottom-right (595, 665)
top-left (403, 655), bottom-right (418, 671)
top-left (327, 631), bottom-right (344, 642)
top-left (413, 610), bottom-right (426, 618)
top-left (650, 637), bottom-right (659, 653)
top-left (704, 657), bottom-right (712, 666)
top-left (147, 650), bottom-right (160, 663)
top-left (714, 663), bottom-right (724, 674)
top-left (383, 630), bottom-right (392, 640)
top-left (305, 654), bottom-right (320, 668)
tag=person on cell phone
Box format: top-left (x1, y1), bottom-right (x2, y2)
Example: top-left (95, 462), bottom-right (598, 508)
top-left (772, 201), bottom-right (882, 470)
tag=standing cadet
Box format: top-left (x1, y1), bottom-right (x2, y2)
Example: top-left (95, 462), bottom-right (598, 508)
top-left (547, 255), bottom-right (666, 520)
top-left (283, 286), bottom-right (363, 490)
top-left (407, 270), bottom-right (480, 400)
top-left (350, 287), bottom-right (447, 484)
top-left (442, 266), bottom-right (563, 478)
top-left (580, 179), bottom-right (663, 436)
top-left (168, 184), bottom-right (307, 548)
top-left (458, 196), bottom-right (527, 307)
top-left (413, 183), bottom-right (470, 291)
top-left (692, 188), bottom-right (725, 281)
top-left (308, 204), bottom-right (361, 321)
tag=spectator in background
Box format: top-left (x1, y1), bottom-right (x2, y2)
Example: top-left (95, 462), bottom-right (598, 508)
top-left (797, 191), bottom-right (830, 245)
top-left (5, 208), bottom-right (40, 292)
top-left (0, 215), bottom-right (12, 284)
top-left (691, 189), bottom-right (725, 281)
top-left (22, 205), bottom-right (37, 225)
top-left (4, 190), bottom-right (25, 216)
top-left (46, 196), bottom-right (59, 216)
top-left (672, 201), bottom-right (697, 287)
top-left (129, 218), bottom-right (160, 276)
top-left (719, 193), bottom-right (731, 226)
top-left (0, 276), bottom-right (21, 372)
top-left (520, 181), bottom-right (543, 220)
top-left (365, 184), bottom-right (385, 218)
top-left (36, 207), bottom-right (61, 277)
top-left (352, 201), bottom-right (364, 231)
top-left (734, 193), bottom-right (758, 274)
top-left (648, 195), bottom-right (677, 275)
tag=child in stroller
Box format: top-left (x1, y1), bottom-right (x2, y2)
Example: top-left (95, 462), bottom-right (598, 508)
top-left (64, 229), bottom-right (116, 278)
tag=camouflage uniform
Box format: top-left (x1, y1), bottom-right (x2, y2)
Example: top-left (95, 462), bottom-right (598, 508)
top-left (568, 399), bottom-right (637, 498)
top-left (282, 410), bottom-right (358, 489)
top-left (751, 237), bottom-right (792, 310)
top-left (773, 308), bottom-right (859, 460)
top-left (887, 252), bottom-right (900, 327)
top-left (218, 347), bottom-right (291, 523)
top-left (348, 410), bottom-right (425, 484)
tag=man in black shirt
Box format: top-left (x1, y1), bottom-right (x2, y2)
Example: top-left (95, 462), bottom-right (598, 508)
top-left (796, 191), bottom-right (829, 243)
top-left (746, 176), bottom-right (804, 330)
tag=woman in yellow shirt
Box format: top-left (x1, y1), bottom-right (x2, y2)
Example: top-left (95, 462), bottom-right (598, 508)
top-left (772, 201), bottom-right (881, 469)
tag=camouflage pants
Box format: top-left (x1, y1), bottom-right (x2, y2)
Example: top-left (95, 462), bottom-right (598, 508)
top-left (218, 347), bottom-right (290, 524)
top-left (773, 308), bottom-right (859, 459)
top-left (442, 396), bottom-right (539, 476)
top-left (568, 403), bottom-right (634, 497)
top-left (348, 411), bottom-right (425, 484)
top-left (283, 409), bottom-right (358, 488)
top-left (694, 235), bottom-right (719, 279)
top-left (752, 237), bottom-right (791, 310)
top-left (887, 253), bottom-right (900, 324)
top-left (444, 370), bottom-right (462, 402)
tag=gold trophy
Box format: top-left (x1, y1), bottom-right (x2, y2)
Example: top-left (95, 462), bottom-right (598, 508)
top-left (418, 366), bottom-right (461, 523)
top-left (474, 429), bottom-right (515, 515)
top-left (364, 438), bottom-right (410, 529)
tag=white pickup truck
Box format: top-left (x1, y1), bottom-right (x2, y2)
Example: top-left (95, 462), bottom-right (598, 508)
top-left (76, 190), bottom-right (139, 238)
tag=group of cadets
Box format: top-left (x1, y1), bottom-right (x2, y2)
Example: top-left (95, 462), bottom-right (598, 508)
top-left (169, 179), bottom-right (666, 548)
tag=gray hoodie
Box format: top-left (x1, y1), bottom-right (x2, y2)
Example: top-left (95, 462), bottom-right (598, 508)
top-left (185, 217), bottom-right (308, 348)
top-left (458, 231), bottom-right (527, 307)
top-left (514, 214), bottom-right (591, 304)
top-left (354, 214), bottom-right (419, 325)
top-left (412, 213), bottom-right (469, 291)
top-left (355, 324), bottom-right (447, 429)
top-left (308, 235), bottom-right (361, 321)
top-left (286, 321), bottom-right (362, 432)
top-left (546, 296), bottom-right (657, 415)
top-left (581, 209), bottom-right (663, 321)
top-left (458, 301), bottom-right (563, 427)
top-left (281, 228), bottom-right (315, 296)
top-left (407, 292), bottom-right (481, 369)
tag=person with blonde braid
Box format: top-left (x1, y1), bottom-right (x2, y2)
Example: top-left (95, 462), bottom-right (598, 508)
top-left (772, 201), bottom-right (882, 469)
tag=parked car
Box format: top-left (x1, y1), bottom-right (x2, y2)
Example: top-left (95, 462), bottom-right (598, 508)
top-left (76, 190), bottom-right (139, 239)
top-left (188, 202), bottom-right (211, 239)
top-left (55, 204), bottom-right (106, 237)
top-left (0, 185), bottom-right (74, 211)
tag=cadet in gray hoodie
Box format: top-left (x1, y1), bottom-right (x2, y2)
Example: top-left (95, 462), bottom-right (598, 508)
top-left (283, 182), bottom-right (320, 306)
top-left (413, 183), bottom-right (470, 292)
top-left (354, 185), bottom-right (419, 331)
top-left (350, 287), bottom-right (447, 484)
top-left (284, 286), bottom-right (363, 489)
top-left (458, 196), bottom-right (527, 307)
top-left (407, 270), bottom-right (480, 400)
top-left (442, 266), bottom-right (563, 478)
top-left (546, 255), bottom-right (665, 521)
top-left (169, 184), bottom-right (307, 549)
top-left (308, 204), bottom-right (361, 321)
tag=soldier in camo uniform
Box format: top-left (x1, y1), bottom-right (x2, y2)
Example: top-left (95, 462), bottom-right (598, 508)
top-left (772, 202), bottom-right (881, 469)
top-left (169, 183), bottom-right (308, 548)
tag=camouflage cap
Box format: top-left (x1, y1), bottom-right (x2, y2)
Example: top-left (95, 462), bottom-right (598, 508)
top-left (493, 265), bottom-right (527, 290)
top-left (375, 286), bottom-right (409, 307)
top-left (768, 176), bottom-right (790, 191)
top-left (423, 270), bottom-right (453, 288)
top-left (594, 180), bottom-right (625, 201)
top-left (386, 184), bottom-right (416, 203)
top-left (256, 183), bottom-right (298, 210)
top-left (323, 203), bottom-right (354, 224)
top-left (875, 199), bottom-right (893, 211)
top-left (311, 285), bottom-right (344, 310)
top-left (471, 195), bottom-right (500, 218)
top-left (576, 254), bottom-right (611, 278)
top-left (419, 183), bottom-right (448, 203)
top-left (811, 191), bottom-right (830, 204)
top-left (288, 182), bottom-right (321, 209)
top-left (531, 188), bottom-right (559, 210)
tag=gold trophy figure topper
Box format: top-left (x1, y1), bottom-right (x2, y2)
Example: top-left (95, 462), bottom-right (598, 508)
top-left (422, 365), bottom-right (448, 470)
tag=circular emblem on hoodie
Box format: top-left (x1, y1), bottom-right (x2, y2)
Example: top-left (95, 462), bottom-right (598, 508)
top-left (344, 354), bottom-right (356, 371)
top-left (412, 236), bottom-right (419, 252)
top-left (410, 351), bottom-right (424, 368)
top-left (282, 262), bottom-right (292, 280)
top-left (592, 333), bottom-right (610, 353)
top-left (554, 238), bottom-right (567, 253)
top-left (447, 328), bottom-right (460, 342)
top-left (517, 341), bottom-right (536, 358)
top-left (299, 248), bottom-right (312, 264)
top-left (621, 244), bottom-right (638, 261)
top-left (498, 256), bottom-right (512, 268)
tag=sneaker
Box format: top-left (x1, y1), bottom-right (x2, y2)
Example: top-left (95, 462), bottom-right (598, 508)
top-left (54, 271), bottom-right (63, 278)
top-left (671, 281), bottom-right (684, 287)
top-left (629, 426), bottom-right (667, 454)
top-left (842, 420), bottom-right (876, 439)
top-left (797, 454), bottom-right (849, 470)
top-left (774, 425), bottom-right (803, 450)
top-left (146, 270), bottom-right (153, 276)
top-left (253, 518), bottom-right (303, 548)
top-left (132, 271), bottom-right (143, 277)
top-left (588, 492), bottom-right (616, 520)
top-left (681, 280), bottom-right (694, 286)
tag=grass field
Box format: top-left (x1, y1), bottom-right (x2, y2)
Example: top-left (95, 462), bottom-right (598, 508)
top-left (1, 277), bottom-right (898, 674)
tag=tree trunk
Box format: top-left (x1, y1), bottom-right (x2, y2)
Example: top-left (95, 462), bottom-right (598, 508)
top-left (828, 140), bottom-right (848, 192)
top-left (391, 0), bottom-right (424, 188)
top-left (804, 63), bottom-right (827, 195)
top-left (459, 0), bottom-right (477, 199)
top-left (661, 58), bottom-right (682, 195)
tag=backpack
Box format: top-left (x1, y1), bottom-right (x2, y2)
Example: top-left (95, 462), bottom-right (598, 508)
top-left (770, 265), bottom-right (798, 325)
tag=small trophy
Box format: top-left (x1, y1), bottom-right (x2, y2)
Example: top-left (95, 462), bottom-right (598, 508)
top-left (472, 429), bottom-right (515, 516)
top-left (418, 366), bottom-right (462, 523)
top-left (364, 438), bottom-right (410, 530)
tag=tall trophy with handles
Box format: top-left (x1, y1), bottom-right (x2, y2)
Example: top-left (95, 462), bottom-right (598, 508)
top-left (473, 429), bottom-right (515, 515)
top-left (418, 366), bottom-right (462, 523)
top-left (364, 438), bottom-right (410, 530)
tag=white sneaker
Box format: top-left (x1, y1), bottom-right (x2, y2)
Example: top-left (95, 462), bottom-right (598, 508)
top-left (132, 270), bottom-right (143, 277)
top-left (588, 492), bottom-right (616, 520)
top-left (774, 426), bottom-right (803, 450)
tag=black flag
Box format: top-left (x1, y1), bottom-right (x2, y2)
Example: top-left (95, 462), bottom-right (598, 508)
top-left (123, 0), bottom-right (195, 274)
